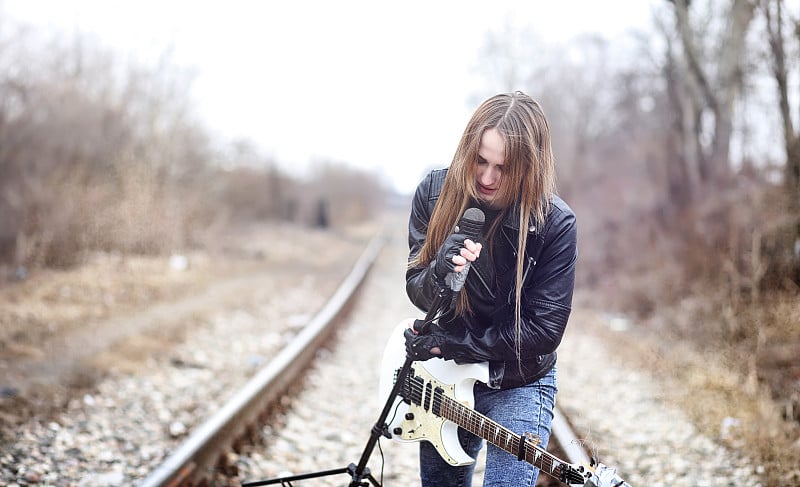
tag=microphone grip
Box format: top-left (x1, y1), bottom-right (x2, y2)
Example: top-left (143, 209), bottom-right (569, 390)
top-left (445, 261), bottom-right (470, 293)
top-left (444, 207), bottom-right (485, 294)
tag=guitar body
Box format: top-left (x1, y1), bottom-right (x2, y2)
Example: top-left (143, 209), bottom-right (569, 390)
top-left (379, 319), bottom-right (489, 466)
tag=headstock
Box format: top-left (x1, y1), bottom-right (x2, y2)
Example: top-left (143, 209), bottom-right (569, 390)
top-left (581, 460), bottom-right (631, 487)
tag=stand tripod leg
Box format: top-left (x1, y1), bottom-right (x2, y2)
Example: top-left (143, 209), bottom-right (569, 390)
top-left (242, 357), bottom-right (415, 487)
top-left (241, 467), bottom-right (349, 486)
top-left (346, 357), bottom-right (414, 486)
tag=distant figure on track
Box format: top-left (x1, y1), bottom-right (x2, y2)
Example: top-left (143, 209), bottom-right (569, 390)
top-left (404, 91), bottom-right (578, 487)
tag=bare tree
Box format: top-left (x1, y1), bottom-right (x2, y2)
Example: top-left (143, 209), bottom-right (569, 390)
top-left (668, 0), bottom-right (757, 187)
top-left (473, 20), bottom-right (547, 103)
top-left (762, 0), bottom-right (800, 277)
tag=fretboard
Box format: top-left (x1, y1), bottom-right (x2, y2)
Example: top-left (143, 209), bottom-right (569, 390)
top-left (436, 392), bottom-right (571, 480)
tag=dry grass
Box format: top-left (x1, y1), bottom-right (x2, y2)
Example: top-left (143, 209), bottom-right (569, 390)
top-left (1, 250), bottom-right (219, 354)
top-left (575, 290), bottom-right (800, 487)
top-left (0, 221), bottom-right (374, 364)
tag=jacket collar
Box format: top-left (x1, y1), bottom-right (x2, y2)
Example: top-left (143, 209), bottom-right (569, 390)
top-left (500, 199), bottom-right (544, 235)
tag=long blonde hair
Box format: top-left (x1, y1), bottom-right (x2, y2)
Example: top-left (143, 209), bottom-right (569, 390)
top-left (410, 91), bottom-right (556, 350)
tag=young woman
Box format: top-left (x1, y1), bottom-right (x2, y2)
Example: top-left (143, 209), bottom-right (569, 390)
top-left (404, 91), bottom-right (578, 486)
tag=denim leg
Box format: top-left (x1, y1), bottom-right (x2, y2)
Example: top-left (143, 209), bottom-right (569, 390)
top-left (474, 365), bottom-right (558, 487)
top-left (419, 426), bottom-right (483, 487)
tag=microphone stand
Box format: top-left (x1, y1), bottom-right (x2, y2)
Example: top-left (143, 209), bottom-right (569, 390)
top-left (242, 289), bottom-right (453, 487)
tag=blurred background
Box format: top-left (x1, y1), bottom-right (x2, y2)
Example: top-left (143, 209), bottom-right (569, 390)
top-left (0, 0), bottom-right (798, 456)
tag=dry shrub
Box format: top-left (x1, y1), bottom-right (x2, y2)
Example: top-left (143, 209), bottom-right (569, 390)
top-left (11, 162), bottom-right (189, 269)
top-left (89, 164), bottom-right (188, 254)
top-left (0, 24), bottom-right (388, 277)
top-left (585, 177), bottom-right (800, 485)
top-left (294, 160), bottom-right (389, 228)
top-left (671, 347), bottom-right (800, 487)
top-left (209, 166), bottom-right (297, 224)
top-left (585, 299), bottom-right (800, 487)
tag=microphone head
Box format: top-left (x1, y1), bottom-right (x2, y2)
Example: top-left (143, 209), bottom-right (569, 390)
top-left (456, 207), bottom-right (485, 240)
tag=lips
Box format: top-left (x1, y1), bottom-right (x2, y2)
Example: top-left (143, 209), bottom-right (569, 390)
top-left (478, 184), bottom-right (496, 196)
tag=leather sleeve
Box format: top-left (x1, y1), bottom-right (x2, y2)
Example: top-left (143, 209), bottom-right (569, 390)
top-left (439, 202), bottom-right (577, 362)
top-left (405, 171), bottom-right (449, 312)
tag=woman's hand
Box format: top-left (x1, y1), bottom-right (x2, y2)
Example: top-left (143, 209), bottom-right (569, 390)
top-left (434, 235), bottom-right (482, 278)
top-left (453, 238), bottom-right (482, 273)
top-left (404, 326), bottom-right (444, 360)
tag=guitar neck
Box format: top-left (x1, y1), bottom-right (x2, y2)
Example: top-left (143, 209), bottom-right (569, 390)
top-left (435, 391), bottom-right (584, 484)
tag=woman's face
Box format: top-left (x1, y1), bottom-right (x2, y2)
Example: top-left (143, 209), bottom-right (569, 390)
top-left (475, 128), bottom-right (505, 207)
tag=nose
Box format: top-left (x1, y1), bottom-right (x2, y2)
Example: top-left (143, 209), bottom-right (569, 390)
top-left (480, 166), bottom-right (498, 187)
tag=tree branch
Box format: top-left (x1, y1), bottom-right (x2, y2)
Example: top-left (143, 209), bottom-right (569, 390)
top-left (762, 0), bottom-right (797, 147)
top-left (672, 0), bottom-right (719, 116)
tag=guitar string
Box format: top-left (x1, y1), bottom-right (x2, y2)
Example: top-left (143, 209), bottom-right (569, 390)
top-left (402, 372), bottom-right (565, 476)
top-left (438, 395), bottom-right (563, 475)
top-left (404, 372), bottom-right (587, 484)
top-left (400, 369), bottom-right (606, 484)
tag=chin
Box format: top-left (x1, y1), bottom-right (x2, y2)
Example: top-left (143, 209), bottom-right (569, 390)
top-left (478, 196), bottom-right (500, 209)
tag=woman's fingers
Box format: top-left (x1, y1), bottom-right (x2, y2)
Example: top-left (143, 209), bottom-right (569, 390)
top-left (451, 239), bottom-right (482, 273)
top-left (458, 240), bottom-right (482, 262)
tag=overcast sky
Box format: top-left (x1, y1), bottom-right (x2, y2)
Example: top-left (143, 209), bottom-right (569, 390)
top-left (3, 0), bottom-right (657, 193)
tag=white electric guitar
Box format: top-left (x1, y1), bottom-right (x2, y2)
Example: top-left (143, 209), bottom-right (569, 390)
top-left (379, 320), bottom-right (632, 487)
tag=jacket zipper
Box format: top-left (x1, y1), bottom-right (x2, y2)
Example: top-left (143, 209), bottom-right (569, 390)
top-left (508, 256), bottom-right (534, 304)
top-left (501, 222), bottom-right (536, 304)
top-left (472, 265), bottom-right (496, 299)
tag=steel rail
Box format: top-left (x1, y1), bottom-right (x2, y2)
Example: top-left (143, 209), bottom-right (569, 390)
top-left (140, 230), bottom-right (387, 487)
top-left (140, 226), bottom-right (596, 487)
top-left (551, 407), bottom-right (593, 470)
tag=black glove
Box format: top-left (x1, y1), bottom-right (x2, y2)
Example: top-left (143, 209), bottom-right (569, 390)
top-left (404, 327), bottom-right (445, 361)
top-left (434, 233), bottom-right (468, 282)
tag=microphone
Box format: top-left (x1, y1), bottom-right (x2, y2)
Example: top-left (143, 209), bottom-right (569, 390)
top-left (418, 207), bottom-right (486, 335)
top-left (444, 207), bottom-right (485, 293)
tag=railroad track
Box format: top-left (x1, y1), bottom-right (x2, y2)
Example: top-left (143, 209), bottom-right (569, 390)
top-left (140, 230), bottom-right (599, 487)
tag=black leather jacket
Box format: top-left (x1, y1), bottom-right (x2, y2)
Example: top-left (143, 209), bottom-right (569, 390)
top-left (406, 168), bottom-right (577, 389)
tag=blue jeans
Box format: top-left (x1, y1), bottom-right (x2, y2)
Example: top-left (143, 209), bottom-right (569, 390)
top-left (418, 365), bottom-right (557, 487)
